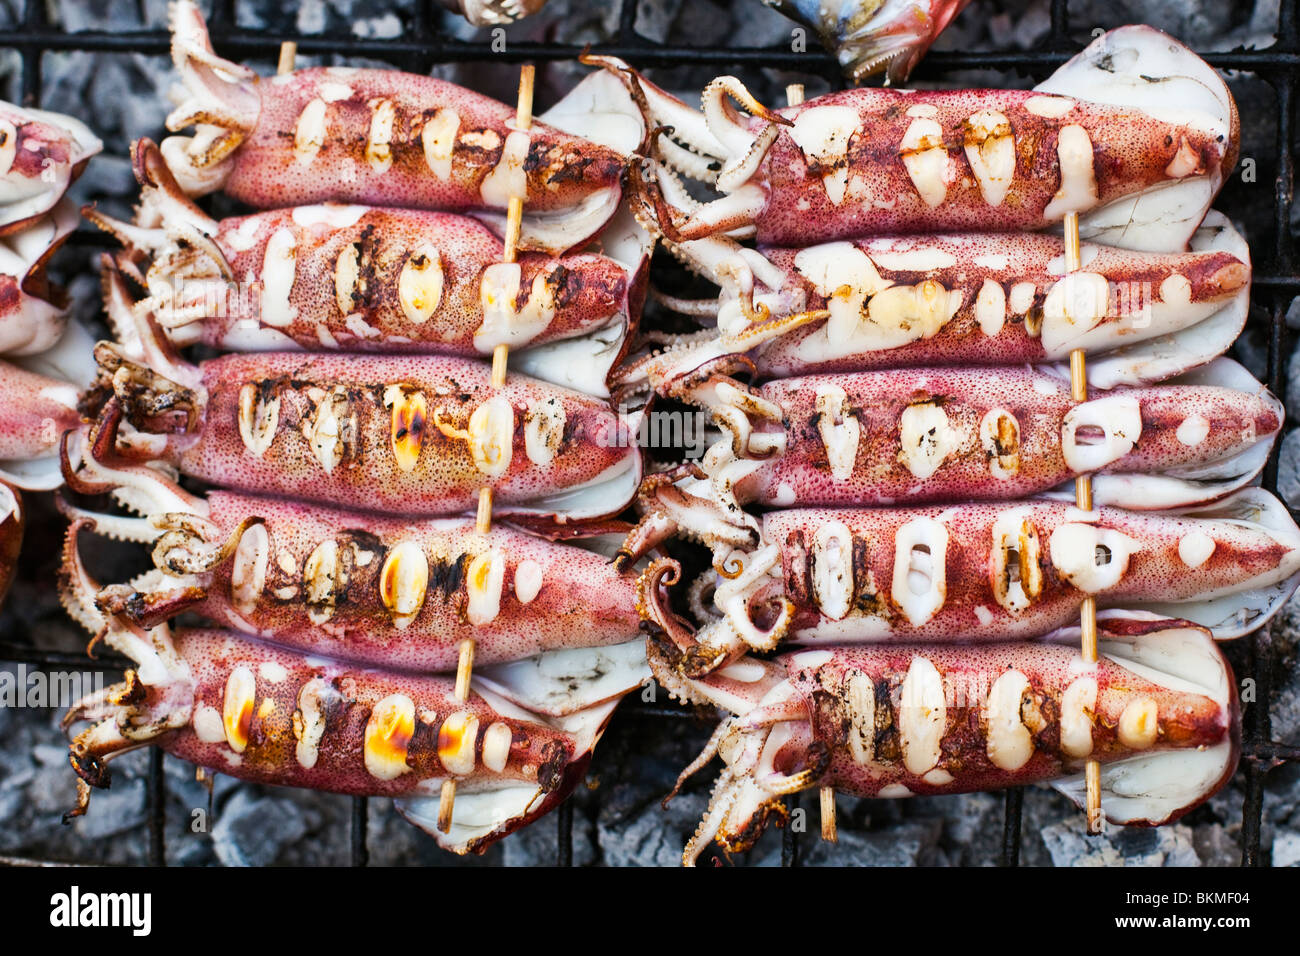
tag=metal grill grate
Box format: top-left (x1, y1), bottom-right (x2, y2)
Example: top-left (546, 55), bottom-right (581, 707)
top-left (0, 0), bottom-right (1296, 867)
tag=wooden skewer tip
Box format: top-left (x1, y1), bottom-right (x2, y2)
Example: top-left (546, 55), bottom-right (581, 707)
top-left (819, 786), bottom-right (837, 842)
top-left (276, 41), bottom-right (297, 75)
top-left (516, 64), bottom-right (536, 128)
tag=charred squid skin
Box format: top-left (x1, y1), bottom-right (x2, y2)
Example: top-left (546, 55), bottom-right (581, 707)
top-left (669, 621), bottom-right (1237, 863)
top-left (698, 362), bottom-right (1281, 511)
top-left (749, 230), bottom-right (1250, 378)
top-left (163, 1), bottom-right (628, 255)
top-left (72, 488), bottom-right (644, 672)
top-left (79, 327), bottom-right (643, 523)
top-left (62, 618), bottom-right (616, 854)
top-left (627, 212), bottom-right (1251, 399)
top-left (97, 581), bottom-right (206, 631)
top-left (762, 492), bottom-right (1300, 646)
top-left (797, 627), bottom-right (1233, 800)
top-left (95, 139), bottom-right (637, 358)
top-left (59, 394), bottom-right (208, 518)
top-left (637, 558), bottom-right (735, 679)
top-left (754, 85), bottom-right (1230, 246)
top-left (625, 488), bottom-right (1300, 659)
top-left (602, 27), bottom-right (1237, 250)
top-left (618, 476), bottom-right (1300, 668)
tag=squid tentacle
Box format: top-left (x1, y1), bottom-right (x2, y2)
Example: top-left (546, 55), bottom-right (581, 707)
top-left (615, 464), bottom-right (759, 573)
top-left (59, 518), bottom-right (109, 635)
top-left (655, 354), bottom-right (784, 460)
top-left (151, 513), bottom-right (263, 576)
top-left (163, 0), bottom-right (258, 179)
top-left (60, 398), bottom-right (207, 518)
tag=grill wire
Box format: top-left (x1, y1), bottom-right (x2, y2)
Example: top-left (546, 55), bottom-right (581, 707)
top-left (0, 0), bottom-right (1295, 867)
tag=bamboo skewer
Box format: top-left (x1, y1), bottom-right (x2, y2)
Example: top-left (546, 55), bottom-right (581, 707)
top-left (782, 81), bottom-right (838, 845)
top-left (1063, 210), bottom-right (1104, 834)
top-left (276, 41), bottom-right (298, 75)
top-left (436, 64), bottom-right (537, 834)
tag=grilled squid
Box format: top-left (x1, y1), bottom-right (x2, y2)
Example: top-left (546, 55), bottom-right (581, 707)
top-left (0, 318), bottom-right (98, 490)
top-left (90, 140), bottom-right (646, 367)
top-left (619, 212), bottom-right (1250, 394)
top-left (162, 1), bottom-right (639, 254)
top-left (62, 614), bottom-right (642, 854)
top-left (72, 281), bottom-right (642, 523)
top-left (764, 0), bottom-right (973, 84)
top-left (0, 359), bottom-right (81, 489)
top-left (648, 616), bottom-right (1238, 865)
top-left (60, 491), bottom-right (645, 677)
top-left (0, 200), bottom-right (83, 356)
top-left (627, 488), bottom-right (1300, 675)
top-left (594, 25), bottom-right (1236, 251)
top-left (643, 358), bottom-right (1280, 513)
top-left (0, 100), bottom-right (100, 235)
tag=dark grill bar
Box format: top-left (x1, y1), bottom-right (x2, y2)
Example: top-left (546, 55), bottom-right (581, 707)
top-left (0, 0), bottom-right (1296, 867)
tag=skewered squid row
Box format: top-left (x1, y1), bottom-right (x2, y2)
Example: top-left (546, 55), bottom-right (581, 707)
top-left (647, 616), bottom-right (1237, 865)
top-left (162, 1), bottom-right (640, 254)
top-left (63, 617), bottom-right (635, 855)
top-left (40, 2), bottom-right (664, 857)
top-left (629, 489), bottom-right (1300, 677)
top-left (628, 358), bottom-right (1281, 515)
top-left (595, 26), bottom-right (1236, 251)
top-left (621, 212), bottom-right (1250, 393)
top-left (60, 490), bottom-right (646, 676)
top-left (73, 278), bottom-right (643, 524)
top-left (90, 140), bottom-right (647, 365)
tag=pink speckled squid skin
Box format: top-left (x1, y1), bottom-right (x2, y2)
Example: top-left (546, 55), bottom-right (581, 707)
top-left (69, 629), bottom-right (586, 813)
top-left (769, 627), bottom-right (1235, 805)
top-left (750, 88), bottom-right (1235, 246)
top-left (743, 367), bottom-right (1281, 507)
top-left (0, 272), bottom-right (63, 356)
top-left (0, 104), bottom-right (99, 235)
top-left (649, 617), bottom-right (1239, 862)
top-left (218, 68), bottom-right (626, 220)
top-left (763, 499), bottom-right (1300, 643)
top-left (751, 233), bottom-right (1248, 377)
top-left (0, 360), bottom-right (78, 462)
top-left (189, 206), bottom-right (636, 355)
top-left (0, 200), bottom-right (82, 356)
top-left (134, 491), bottom-right (640, 670)
top-left (134, 352), bottom-right (639, 518)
